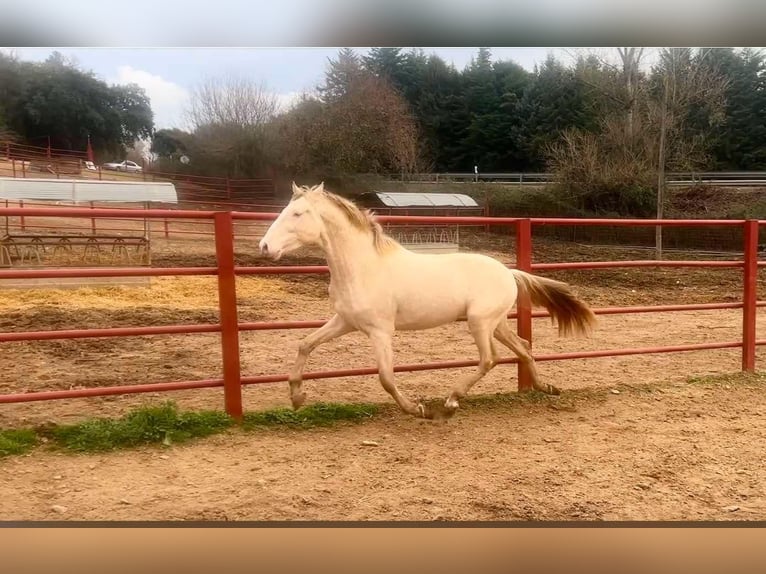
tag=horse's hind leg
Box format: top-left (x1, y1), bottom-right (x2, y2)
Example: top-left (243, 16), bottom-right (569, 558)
top-left (494, 321), bottom-right (560, 395)
top-left (288, 314), bottom-right (355, 409)
top-left (444, 317), bottom-right (498, 411)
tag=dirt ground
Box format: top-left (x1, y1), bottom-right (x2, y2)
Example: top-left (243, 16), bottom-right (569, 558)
top-left (1, 229), bottom-right (766, 521)
top-left (1, 377), bottom-right (765, 521)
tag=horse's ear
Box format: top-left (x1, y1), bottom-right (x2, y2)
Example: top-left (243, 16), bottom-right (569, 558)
top-left (291, 181), bottom-right (305, 199)
top-left (315, 181), bottom-right (324, 193)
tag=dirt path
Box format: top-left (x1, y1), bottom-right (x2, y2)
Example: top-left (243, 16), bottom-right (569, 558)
top-left (2, 375), bottom-right (764, 521)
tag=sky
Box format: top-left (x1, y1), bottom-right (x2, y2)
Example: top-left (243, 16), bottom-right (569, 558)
top-left (1, 0), bottom-right (758, 133)
top-left (8, 47), bottom-right (580, 131)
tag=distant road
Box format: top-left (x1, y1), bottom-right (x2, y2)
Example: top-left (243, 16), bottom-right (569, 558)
top-left (383, 172), bottom-right (766, 187)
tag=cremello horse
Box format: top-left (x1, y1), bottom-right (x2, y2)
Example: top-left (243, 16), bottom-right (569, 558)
top-left (259, 183), bottom-right (596, 419)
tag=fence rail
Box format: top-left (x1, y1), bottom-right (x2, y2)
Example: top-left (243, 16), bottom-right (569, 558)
top-left (0, 208), bottom-right (762, 418)
top-left (2, 140), bottom-right (277, 204)
top-left (382, 171), bottom-right (766, 187)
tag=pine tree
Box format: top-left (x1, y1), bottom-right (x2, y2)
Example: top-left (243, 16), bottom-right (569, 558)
top-left (700, 48), bottom-right (766, 169)
top-left (517, 55), bottom-right (600, 169)
top-left (319, 48), bottom-right (363, 103)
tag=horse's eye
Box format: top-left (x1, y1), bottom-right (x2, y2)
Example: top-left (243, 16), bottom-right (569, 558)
top-left (293, 212), bottom-right (302, 218)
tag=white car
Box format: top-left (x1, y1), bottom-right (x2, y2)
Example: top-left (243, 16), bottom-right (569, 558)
top-left (102, 160), bottom-right (143, 173)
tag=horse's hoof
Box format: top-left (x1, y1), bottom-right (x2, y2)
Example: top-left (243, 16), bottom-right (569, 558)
top-left (444, 397), bottom-right (460, 410)
top-left (290, 392), bottom-right (307, 410)
top-left (432, 403), bottom-right (458, 421)
top-left (416, 401), bottom-right (457, 421)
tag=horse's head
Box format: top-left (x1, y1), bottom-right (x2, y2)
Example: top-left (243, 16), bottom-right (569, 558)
top-left (259, 182), bottom-right (325, 260)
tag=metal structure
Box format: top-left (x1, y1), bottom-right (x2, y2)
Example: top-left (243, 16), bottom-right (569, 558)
top-left (0, 178), bottom-right (178, 270)
top-left (357, 191), bottom-right (486, 253)
top-left (0, 177), bottom-right (178, 204)
top-left (0, 207), bottom-right (764, 420)
top-left (358, 191), bottom-right (481, 209)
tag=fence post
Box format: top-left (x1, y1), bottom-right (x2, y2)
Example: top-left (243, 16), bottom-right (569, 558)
top-left (19, 200), bottom-right (25, 232)
top-left (214, 211), bottom-right (243, 420)
top-left (11, 159), bottom-right (16, 178)
top-left (90, 201), bottom-right (96, 235)
top-left (163, 218), bottom-right (169, 239)
top-left (742, 219), bottom-right (758, 371)
top-left (483, 191), bottom-right (490, 233)
top-left (515, 218), bottom-right (533, 391)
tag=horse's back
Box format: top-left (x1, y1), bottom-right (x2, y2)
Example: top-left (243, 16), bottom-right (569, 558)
top-left (387, 250), bottom-right (518, 329)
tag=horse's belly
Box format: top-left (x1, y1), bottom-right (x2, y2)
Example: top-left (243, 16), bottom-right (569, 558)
top-left (394, 297), bottom-right (465, 330)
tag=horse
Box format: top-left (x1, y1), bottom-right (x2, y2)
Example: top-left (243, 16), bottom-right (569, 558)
top-left (258, 182), bottom-right (596, 419)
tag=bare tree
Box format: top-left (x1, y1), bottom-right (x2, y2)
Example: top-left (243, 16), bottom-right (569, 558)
top-left (275, 69), bottom-right (425, 177)
top-left (551, 48), bottom-right (728, 256)
top-left (617, 48), bottom-right (645, 142)
top-left (651, 48), bottom-right (728, 258)
top-left (566, 47), bottom-right (649, 142)
top-left (187, 74), bottom-right (278, 129)
top-left (185, 74), bottom-right (280, 178)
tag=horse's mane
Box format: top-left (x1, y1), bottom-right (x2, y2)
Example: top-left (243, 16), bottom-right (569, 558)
top-left (295, 184), bottom-right (399, 254)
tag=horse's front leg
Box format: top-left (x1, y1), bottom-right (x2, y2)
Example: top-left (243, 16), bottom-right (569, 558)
top-left (368, 328), bottom-right (425, 418)
top-left (288, 314), bottom-right (355, 409)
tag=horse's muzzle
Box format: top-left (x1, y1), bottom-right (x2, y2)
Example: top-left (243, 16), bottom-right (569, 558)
top-left (259, 240), bottom-right (281, 260)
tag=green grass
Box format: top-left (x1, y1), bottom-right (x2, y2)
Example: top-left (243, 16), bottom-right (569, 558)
top-left (0, 428), bottom-right (38, 457)
top-left (0, 400), bottom-right (382, 458)
top-left (41, 402), bottom-right (234, 453)
top-left (242, 401), bottom-right (380, 430)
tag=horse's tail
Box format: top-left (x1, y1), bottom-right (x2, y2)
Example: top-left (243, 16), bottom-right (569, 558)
top-left (511, 270), bottom-right (597, 337)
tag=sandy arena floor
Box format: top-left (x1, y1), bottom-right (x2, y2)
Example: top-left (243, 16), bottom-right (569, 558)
top-left (1, 232), bottom-right (765, 521)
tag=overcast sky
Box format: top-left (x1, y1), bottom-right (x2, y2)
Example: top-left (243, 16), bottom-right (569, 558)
top-left (9, 47), bottom-right (587, 130)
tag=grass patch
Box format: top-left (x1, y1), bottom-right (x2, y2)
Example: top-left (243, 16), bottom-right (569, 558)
top-left (0, 401), bottom-right (382, 458)
top-left (686, 371), bottom-right (766, 388)
top-left (42, 402), bottom-right (234, 453)
top-left (0, 429), bottom-right (38, 457)
top-left (242, 401), bottom-right (381, 430)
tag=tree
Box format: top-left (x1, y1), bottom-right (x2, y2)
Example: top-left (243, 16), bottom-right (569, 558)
top-left (697, 48), bottom-right (766, 170)
top-left (460, 53), bottom-right (532, 172)
top-left (319, 48), bottom-right (363, 103)
top-left (188, 74), bottom-right (277, 129)
top-left (150, 128), bottom-right (190, 159)
top-left (518, 55), bottom-right (600, 170)
top-left (275, 72), bottom-right (425, 177)
top-left (362, 47), bottom-right (407, 89)
top-left (0, 51), bottom-right (154, 159)
top-left (617, 48), bottom-right (645, 143)
top-left (186, 74), bottom-right (279, 177)
top-left (650, 48), bottom-right (728, 257)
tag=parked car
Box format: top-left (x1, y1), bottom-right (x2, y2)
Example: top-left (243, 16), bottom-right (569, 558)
top-left (102, 160), bottom-right (142, 173)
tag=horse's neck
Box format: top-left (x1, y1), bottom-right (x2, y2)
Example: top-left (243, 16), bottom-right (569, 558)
top-left (321, 226), bottom-right (380, 296)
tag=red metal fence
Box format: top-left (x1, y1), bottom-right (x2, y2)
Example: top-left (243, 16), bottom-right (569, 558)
top-left (0, 207), bottom-right (763, 419)
top-left (1, 198), bottom-right (493, 242)
top-left (2, 140), bottom-right (276, 204)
